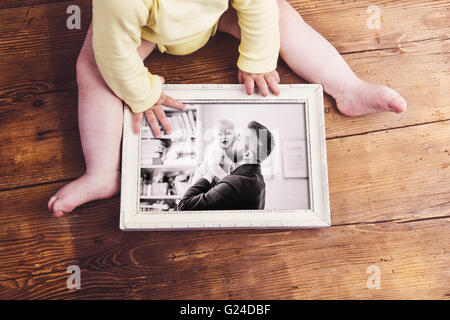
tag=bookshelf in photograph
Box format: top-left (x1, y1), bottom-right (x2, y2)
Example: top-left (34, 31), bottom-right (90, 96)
top-left (139, 105), bottom-right (202, 212)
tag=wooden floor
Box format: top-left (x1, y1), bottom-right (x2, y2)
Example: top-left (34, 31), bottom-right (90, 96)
top-left (0, 0), bottom-right (449, 299)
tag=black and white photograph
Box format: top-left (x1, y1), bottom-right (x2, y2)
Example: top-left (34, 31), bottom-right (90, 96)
top-left (139, 103), bottom-right (310, 213)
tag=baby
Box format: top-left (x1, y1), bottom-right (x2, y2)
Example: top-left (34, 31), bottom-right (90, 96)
top-left (192, 119), bottom-right (236, 184)
top-left (48, 0), bottom-right (407, 217)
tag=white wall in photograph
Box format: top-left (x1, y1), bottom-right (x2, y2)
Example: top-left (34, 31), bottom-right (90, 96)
top-left (282, 140), bottom-right (308, 178)
top-left (201, 103), bottom-right (309, 210)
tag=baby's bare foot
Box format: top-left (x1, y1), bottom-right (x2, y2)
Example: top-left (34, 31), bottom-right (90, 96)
top-left (335, 81), bottom-right (407, 117)
top-left (48, 170), bottom-right (120, 218)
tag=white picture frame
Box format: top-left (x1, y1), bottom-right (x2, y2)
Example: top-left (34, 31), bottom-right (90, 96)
top-left (120, 84), bottom-right (330, 230)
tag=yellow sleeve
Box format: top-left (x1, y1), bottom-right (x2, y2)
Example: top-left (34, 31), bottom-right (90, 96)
top-left (231, 0), bottom-right (280, 74)
top-left (92, 0), bottom-right (162, 113)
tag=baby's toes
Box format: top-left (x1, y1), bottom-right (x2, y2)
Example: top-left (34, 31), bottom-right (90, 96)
top-left (52, 202), bottom-right (65, 217)
top-left (48, 195), bottom-right (58, 211)
top-left (51, 198), bottom-right (73, 218)
top-left (387, 91), bottom-right (407, 114)
top-left (52, 208), bottom-right (65, 218)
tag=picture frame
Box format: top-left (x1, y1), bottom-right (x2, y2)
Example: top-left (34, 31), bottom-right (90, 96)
top-left (120, 84), bottom-right (330, 230)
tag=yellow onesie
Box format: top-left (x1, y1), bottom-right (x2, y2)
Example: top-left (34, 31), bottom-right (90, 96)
top-left (92, 0), bottom-right (280, 113)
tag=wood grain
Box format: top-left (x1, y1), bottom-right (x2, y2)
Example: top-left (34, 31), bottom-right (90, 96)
top-left (323, 37), bottom-right (450, 138)
top-left (292, 0), bottom-right (450, 53)
top-left (0, 22), bottom-right (448, 190)
top-left (0, 89), bottom-right (84, 191)
top-left (0, 0), bottom-right (448, 136)
top-left (0, 0), bottom-right (56, 10)
top-left (0, 0), bottom-right (449, 300)
top-left (2, 95), bottom-right (450, 225)
top-left (0, 181), bottom-right (448, 299)
top-left (328, 121), bottom-right (450, 224)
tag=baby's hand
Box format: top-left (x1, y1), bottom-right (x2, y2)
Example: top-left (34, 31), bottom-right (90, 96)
top-left (132, 76), bottom-right (185, 136)
top-left (195, 162), bottom-right (216, 183)
top-left (238, 69), bottom-right (280, 97)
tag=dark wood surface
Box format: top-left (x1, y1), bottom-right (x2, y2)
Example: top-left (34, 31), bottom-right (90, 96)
top-left (0, 0), bottom-right (448, 299)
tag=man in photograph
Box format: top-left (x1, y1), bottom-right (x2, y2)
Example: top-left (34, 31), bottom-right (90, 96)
top-left (177, 121), bottom-right (274, 211)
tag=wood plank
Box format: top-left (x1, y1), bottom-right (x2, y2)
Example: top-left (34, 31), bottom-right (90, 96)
top-left (0, 0), bottom-right (449, 301)
top-left (1, 120), bottom-right (448, 223)
top-left (0, 37), bottom-right (447, 191)
top-left (273, 37), bottom-right (450, 138)
top-left (0, 89), bottom-right (84, 191)
top-left (328, 120), bottom-right (450, 224)
top-left (292, 0), bottom-right (450, 53)
top-left (0, 1), bottom-right (90, 102)
top-left (2, 89), bottom-right (450, 230)
top-left (2, 0), bottom-right (447, 63)
top-left (0, 1), bottom-right (448, 139)
top-left (314, 0), bottom-right (450, 137)
top-left (0, 1), bottom-right (58, 10)
top-left (1, 36), bottom-right (448, 144)
top-left (0, 183), bottom-right (448, 299)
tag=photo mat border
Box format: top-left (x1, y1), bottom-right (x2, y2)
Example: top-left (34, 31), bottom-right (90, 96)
top-left (120, 84), bottom-right (330, 230)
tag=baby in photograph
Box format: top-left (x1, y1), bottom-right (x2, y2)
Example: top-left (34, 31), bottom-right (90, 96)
top-left (192, 119), bottom-right (236, 184)
top-left (48, 0), bottom-right (407, 217)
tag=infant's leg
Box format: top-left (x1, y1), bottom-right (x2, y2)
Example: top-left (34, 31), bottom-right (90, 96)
top-left (218, 0), bottom-right (407, 116)
top-left (48, 24), bottom-right (155, 217)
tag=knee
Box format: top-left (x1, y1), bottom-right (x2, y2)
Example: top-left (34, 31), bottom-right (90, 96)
top-left (76, 50), bottom-right (98, 88)
top-left (76, 52), bottom-right (89, 80)
top-left (76, 49), bottom-right (94, 74)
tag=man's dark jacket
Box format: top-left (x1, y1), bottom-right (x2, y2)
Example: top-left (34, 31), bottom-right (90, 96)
top-left (177, 164), bottom-right (266, 211)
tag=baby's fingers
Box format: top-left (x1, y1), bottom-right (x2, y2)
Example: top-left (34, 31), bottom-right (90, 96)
top-left (162, 93), bottom-right (185, 110)
top-left (145, 109), bottom-right (162, 138)
top-left (272, 70), bottom-right (280, 83)
top-left (153, 104), bottom-right (172, 134)
top-left (132, 112), bottom-right (144, 135)
top-left (255, 76), bottom-right (269, 97)
top-left (238, 70), bottom-right (244, 84)
top-left (265, 73), bottom-right (280, 96)
top-left (244, 75), bottom-right (255, 95)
